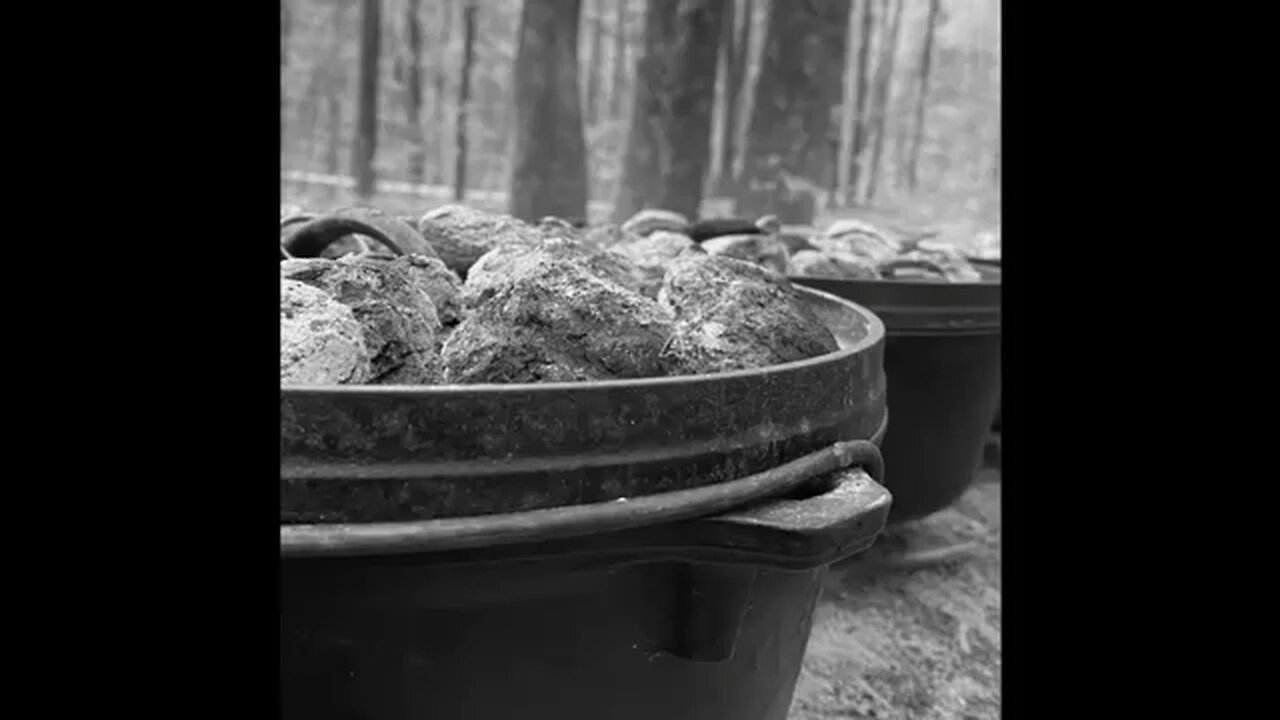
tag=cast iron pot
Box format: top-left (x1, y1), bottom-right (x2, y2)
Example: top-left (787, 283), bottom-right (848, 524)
top-left (282, 220), bottom-right (893, 720)
top-left (793, 273), bottom-right (1000, 524)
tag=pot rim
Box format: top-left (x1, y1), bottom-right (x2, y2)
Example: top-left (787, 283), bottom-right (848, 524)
top-left (790, 276), bottom-right (1000, 335)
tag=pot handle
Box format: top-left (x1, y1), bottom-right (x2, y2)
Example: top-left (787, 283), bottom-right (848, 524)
top-left (281, 213), bottom-right (409, 258)
top-left (658, 447), bottom-right (890, 663)
top-left (674, 462), bottom-right (891, 572)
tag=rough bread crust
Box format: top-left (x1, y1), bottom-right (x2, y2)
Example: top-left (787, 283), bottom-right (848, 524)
top-left (658, 253), bottom-right (838, 375)
top-left (416, 204), bottom-right (543, 275)
top-left (788, 249), bottom-right (880, 279)
top-left (280, 279), bottom-right (372, 385)
top-left (281, 258), bottom-right (443, 384)
top-left (443, 254), bottom-right (675, 384)
top-left (608, 230), bottom-right (701, 299)
top-left (700, 233), bottom-right (790, 275)
top-left (620, 208), bottom-right (690, 237)
top-left (345, 253), bottom-right (467, 327)
top-left (814, 223), bottom-right (901, 263)
top-left (464, 235), bottom-right (646, 306)
top-left (279, 208), bottom-right (853, 386)
top-left (576, 222), bottom-right (634, 250)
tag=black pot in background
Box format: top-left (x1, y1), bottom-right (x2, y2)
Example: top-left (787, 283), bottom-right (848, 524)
top-left (792, 276), bottom-right (1001, 524)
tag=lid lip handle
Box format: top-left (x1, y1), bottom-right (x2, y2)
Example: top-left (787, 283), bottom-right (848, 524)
top-left (676, 464), bottom-right (890, 571)
top-left (281, 214), bottom-right (410, 259)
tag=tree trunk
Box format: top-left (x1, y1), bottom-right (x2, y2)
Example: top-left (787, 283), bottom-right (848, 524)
top-left (864, 0), bottom-right (905, 202)
top-left (607, 0), bottom-right (629, 121)
top-left (847, 0), bottom-right (875, 196)
top-left (300, 70), bottom-right (324, 168)
top-left (404, 0), bottom-right (425, 184)
top-left (352, 0), bottom-right (382, 198)
top-left (583, 0), bottom-right (605, 127)
top-left (835, 1), bottom-right (859, 204)
top-left (729, 0), bottom-right (761, 183)
top-left (433, 0), bottom-right (455, 185)
top-left (737, 0), bottom-right (851, 225)
top-left (327, 92), bottom-right (343, 175)
top-left (613, 0), bottom-right (728, 221)
top-left (281, 0), bottom-right (290, 155)
top-left (707, 0), bottom-right (735, 192)
top-left (907, 0), bottom-right (941, 192)
top-left (510, 0), bottom-right (589, 221)
top-left (379, 10), bottom-right (397, 177)
top-left (613, 1), bottom-right (666, 221)
top-left (454, 1), bottom-right (477, 201)
top-left (325, 3), bottom-right (348, 176)
top-left (710, 0), bottom-right (755, 195)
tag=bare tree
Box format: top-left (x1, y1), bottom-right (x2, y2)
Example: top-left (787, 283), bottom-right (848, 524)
top-left (454, 0), bottom-right (478, 200)
top-left (352, 0), bottom-right (382, 198)
top-left (582, 0), bottom-right (605, 126)
top-left (709, 0), bottom-right (756, 195)
top-left (613, 0), bottom-right (728, 220)
top-left (281, 0), bottom-right (291, 153)
top-left (847, 0), bottom-right (876, 196)
top-left (510, 0), bottom-right (589, 220)
top-left (297, 72), bottom-right (324, 168)
top-left (737, 0), bottom-right (851, 224)
top-left (907, 0), bottom-right (942, 191)
top-left (380, 10), bottom-right (398, 171)
top-left (612, 0), bottom-right (666, 220)
top-left (607, 0), bottom-right (629, 121)
top-left (325, 3), bottom-right (350, 176)
top-left (864, 0), bottom-right (905, 202)
top-left (729, 0), bottom-right (764, 183)
top-left (433, 0), bottom-right (455, 185)
top-left (404, 0), bottom-right (426, 184)
top-left (708, 0), bottom-right (735, 192)
top-left (835, 1), bottom-right (858, 204)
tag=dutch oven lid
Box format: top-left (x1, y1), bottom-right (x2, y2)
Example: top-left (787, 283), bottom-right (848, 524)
top-left (791, 276), bottom-right (1000, 335)
top-left (282, 286), bottom-right (888, 532)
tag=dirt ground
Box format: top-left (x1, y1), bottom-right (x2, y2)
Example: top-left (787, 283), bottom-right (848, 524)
top-left (789, 468), bottom-right (1001, 720)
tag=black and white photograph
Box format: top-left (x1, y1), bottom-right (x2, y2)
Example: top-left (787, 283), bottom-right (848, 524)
top-left (279, 0), bottom-right (1001, 717)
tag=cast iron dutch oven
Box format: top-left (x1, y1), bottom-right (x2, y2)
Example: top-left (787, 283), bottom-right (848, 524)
top-left (280, 218), bottom-right (893, 720)
top-left (794, 261), bottom-right (1000, 524)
